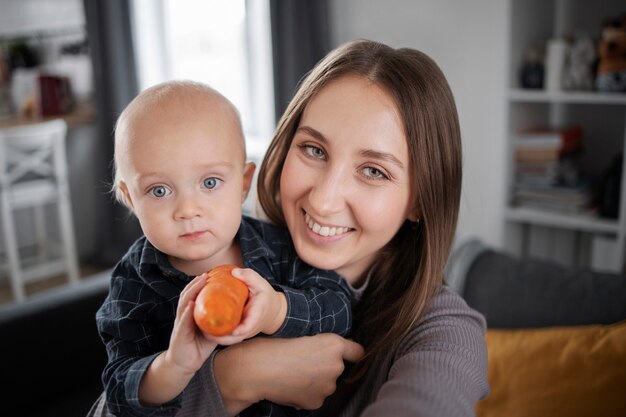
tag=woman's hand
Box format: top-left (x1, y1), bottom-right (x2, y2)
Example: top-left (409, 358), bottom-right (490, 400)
top-left (214, 334), bottom-right (364, 415)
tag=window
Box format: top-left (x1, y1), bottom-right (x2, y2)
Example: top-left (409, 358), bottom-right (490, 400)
top-left (130, 0), bottom-right (275, 161)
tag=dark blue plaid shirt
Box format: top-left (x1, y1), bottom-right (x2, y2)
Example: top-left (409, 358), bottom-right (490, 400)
top-left (97, 215), bottom-right (354, 417)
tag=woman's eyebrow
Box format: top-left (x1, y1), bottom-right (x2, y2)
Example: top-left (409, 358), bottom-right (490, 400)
top-left (296, 126), bottom-right (327, 142)
top-left (360, 149), bottom-right (404, 168)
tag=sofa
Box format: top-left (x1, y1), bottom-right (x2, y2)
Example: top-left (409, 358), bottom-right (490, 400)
top-left (446, 239), bottom-right (626, 417)
top-left (0, 270), bottom-right (111, 417)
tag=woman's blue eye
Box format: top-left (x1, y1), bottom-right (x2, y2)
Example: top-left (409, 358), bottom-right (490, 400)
top-left (363, 167), bottom-right (387, 180)
top-left (304, 144), bottom-right (325, 159)
top-left (203, 177), bottom-right (221, 189)
top-left (149, 186), bottom-right (171, 197)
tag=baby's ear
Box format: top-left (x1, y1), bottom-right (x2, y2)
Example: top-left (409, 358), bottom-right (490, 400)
top-left (116, 181), bottom-right (135, 210)
top-left (241, 162), bottom-right (256, 202)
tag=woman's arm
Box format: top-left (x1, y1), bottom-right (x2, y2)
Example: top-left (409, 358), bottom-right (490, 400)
top-left (214, 334), bottom-right (364, 416)
top-left (359, 288), bottom-right (489, 417)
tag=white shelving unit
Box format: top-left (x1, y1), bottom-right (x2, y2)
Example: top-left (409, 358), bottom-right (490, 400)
top-left (504, 0), bottom-right (626, 272)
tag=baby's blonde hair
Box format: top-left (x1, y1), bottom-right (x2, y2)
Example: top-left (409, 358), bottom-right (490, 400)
top-left (112, 80), bottom-right (244, 209)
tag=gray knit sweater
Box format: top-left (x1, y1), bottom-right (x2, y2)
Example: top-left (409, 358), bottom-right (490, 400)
top-left (177, 286), bottom-right (489, 417)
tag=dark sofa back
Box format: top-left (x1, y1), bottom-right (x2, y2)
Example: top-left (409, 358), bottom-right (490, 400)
top-left (463, 249), bottom-right (626, 328)
top-left (0, 271), bottom-right (111, 417)
top-left (446, 238), bottom-right (626, 328)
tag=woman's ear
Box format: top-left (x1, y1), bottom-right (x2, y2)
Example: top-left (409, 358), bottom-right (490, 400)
top-left (242, 162), bottom-right (256, 202)
top-left (406, 201), bottom-right (421, 222)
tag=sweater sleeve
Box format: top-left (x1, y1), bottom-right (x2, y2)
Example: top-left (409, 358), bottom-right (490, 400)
top-left (176, 352), bottom-right (230, 417)
top-left (358, 288), bottom-right (489, 417)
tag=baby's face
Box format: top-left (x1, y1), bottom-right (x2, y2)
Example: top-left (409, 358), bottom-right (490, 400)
top-left (118, 102), bottom-right (253, 276)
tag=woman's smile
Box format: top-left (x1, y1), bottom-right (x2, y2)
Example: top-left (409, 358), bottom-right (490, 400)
top-left (303, 211), bottom-right (353, 238)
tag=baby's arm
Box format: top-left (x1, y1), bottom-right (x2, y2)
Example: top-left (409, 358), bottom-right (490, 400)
top-left (138, 273), bottom-right (218, 405)
top-left (98, 269), bottom-right (217, 417)
top-left (220, 265), bottom-right (354, 340)
top-left (203, 268), bottom-right (288, 345)
top-left (271, 260), bottom-right (355, 338)
top-left (207, 264), bottom-right (353, 343)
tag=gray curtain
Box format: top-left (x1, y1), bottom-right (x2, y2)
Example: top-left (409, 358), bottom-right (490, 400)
top-left (80, 0), bottom-right (331, 263)
top-left (269, 0), bottom-right (331, 122)
top-left (83, 0), bottom-right (142, 265)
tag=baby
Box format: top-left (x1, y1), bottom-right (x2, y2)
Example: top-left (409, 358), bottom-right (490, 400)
top-left (95, 80), bottom-right (354, 416)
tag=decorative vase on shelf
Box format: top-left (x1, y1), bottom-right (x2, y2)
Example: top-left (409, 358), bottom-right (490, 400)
top-left (545, 38), bottom-right (567, 91)
top-left (520, 46), bottom-right (544, 89)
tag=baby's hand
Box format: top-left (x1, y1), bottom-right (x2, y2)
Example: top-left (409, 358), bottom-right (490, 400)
top-left (233, 268), bottom-right (288, 336)
top-left (205, 268), bottom-right (287, 345)
top-left (166, 273), bottom-right (218, 373)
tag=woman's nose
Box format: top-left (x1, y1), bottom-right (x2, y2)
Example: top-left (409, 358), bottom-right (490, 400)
top-left (307, 167), bottom-right (347, 215)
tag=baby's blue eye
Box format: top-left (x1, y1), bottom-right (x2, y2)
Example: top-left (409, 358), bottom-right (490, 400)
top-left (149, 186), bottom-right (171, 197)
top-left (203, 177), bottom-right (221, 189)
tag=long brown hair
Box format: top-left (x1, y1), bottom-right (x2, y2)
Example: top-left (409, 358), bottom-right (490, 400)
top-left (258, 39), bottom-right (462, 379)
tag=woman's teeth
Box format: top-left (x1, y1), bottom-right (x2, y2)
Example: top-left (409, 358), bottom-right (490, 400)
top-left (304, 213), bottom-right (351, 237)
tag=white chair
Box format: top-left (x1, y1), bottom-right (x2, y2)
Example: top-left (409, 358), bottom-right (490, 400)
top-left (0, 119), bottom-right (80, 302)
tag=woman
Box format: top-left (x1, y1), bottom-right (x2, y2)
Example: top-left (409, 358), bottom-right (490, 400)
top-left (88, 39), bottom-right (488, 417)
top-left (198, 39), bottom-right (489, 417)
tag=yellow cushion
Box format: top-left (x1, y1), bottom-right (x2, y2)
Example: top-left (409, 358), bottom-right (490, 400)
top-left (477, 320), bottom-right (626, 417)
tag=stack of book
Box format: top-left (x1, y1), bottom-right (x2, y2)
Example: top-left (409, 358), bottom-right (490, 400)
top-left (512, 126), bottom-right (589, 213)
top-left (512, 183), bottom-right (590, 213)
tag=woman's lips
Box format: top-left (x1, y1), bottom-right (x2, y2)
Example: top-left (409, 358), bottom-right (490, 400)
top-left (304, 212), bottom-right (352, 237)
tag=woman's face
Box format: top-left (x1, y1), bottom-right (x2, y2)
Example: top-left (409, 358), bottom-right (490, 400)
top-left (280, 75), bottom-right (416, 286)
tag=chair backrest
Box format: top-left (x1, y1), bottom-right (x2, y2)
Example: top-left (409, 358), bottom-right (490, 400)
top-left (0, 119), bottom-right (68, 190)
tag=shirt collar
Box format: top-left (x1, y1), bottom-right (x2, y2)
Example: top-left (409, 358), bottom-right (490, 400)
top-left (136, 237), bottom-right (189, 282)
top-left (135, 215), bottom-right (278, 281)
top-left (238, 215), bottom-right (277, 264)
